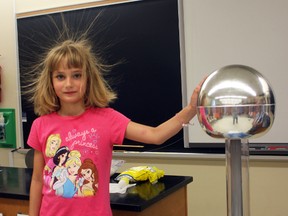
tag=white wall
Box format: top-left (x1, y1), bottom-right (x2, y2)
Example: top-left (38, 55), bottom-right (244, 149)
top-left (1, 1), bottom-right (288, 216)
top-left (185, 0), bottom-right (288, 144)
top-left (15, 0), bottom-right (104, 14)
top-left (0, 0), bottom-right (24, 166)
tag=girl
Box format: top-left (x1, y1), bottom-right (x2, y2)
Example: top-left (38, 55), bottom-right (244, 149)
top-left (53, 150), bottom-right (82, 198)
top-left (43, 134), bottom-right (61, 187)
top-left (50, 146), bottom-right (69, 195)
top-left (77, 158), bottom-right (98, 197)
top-left (28, 38), bottom-right (202, 216)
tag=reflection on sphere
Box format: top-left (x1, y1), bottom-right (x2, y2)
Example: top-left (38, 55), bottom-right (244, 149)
top-left (197, 65), bottom-right (275, 139)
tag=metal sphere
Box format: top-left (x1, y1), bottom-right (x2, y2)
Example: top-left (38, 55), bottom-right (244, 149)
top-left (197, 65), bottom-right (275, 139)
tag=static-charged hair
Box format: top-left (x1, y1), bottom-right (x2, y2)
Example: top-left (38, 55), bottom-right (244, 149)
top-left (27, 38), bottom-right (117, 116)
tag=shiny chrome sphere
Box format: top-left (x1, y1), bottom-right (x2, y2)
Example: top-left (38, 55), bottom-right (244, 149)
top-left (197, 65), bottom-right (275, 139)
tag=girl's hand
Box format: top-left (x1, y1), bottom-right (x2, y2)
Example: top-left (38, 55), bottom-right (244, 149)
top-left (189, 77), bottom-right (206, 109)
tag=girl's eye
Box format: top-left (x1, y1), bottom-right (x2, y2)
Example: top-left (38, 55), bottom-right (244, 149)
top-left (55, 74), bottom-right (65, 80)
top-left (73, 73), bottom-right (82, 79)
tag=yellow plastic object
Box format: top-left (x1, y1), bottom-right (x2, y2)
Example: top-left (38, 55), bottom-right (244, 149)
top-left (115, 166), bottom-right (165, 184)
top-left (128, 181), bottom-right (165, 200)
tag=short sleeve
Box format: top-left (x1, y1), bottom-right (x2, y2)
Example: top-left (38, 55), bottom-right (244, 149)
top-left (109, 109), bottom-right (130, 145)
top-left (27, 118), bottom-right (42, 151)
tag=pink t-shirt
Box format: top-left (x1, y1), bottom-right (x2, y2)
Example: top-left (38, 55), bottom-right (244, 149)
top-left (28, 107), bottom-right (130, 216)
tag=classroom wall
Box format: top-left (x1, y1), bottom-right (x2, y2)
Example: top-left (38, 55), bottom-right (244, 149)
top-left (0, 0), bottom-right (23, 164)
top-left (0, 1), bottom-right (288, 216)
top-left (114, 155), bottom-right (288, 216)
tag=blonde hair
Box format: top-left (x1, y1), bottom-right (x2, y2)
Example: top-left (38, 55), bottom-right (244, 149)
top-left (45, 134), bottom-right (61, 157)
top-left (26, 38), bottom-right (117, 116)
top-left (66, 150), bottom-right (81, 168)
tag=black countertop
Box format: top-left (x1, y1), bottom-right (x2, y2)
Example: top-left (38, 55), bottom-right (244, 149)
top-left (0, 166), bottom-right (192, 212)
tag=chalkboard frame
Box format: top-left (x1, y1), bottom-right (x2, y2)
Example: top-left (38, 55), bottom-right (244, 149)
top-left (17, 0), bottom-right (190, 152)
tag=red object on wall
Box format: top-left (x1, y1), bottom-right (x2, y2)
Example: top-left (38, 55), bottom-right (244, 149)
top-left (0, 65), bottom-right (2, 102)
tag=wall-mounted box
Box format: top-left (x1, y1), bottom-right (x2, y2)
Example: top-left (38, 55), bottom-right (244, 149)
top-left (0, 108), bottom-right (16, 148)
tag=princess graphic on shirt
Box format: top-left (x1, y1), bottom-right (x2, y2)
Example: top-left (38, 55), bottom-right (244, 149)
top-left (50, 146), bottom-right (70, 195)
top-left (53, 150), bottom-right (82, 198)
top-left (43, 134), bottom-right (62, 187)
top-left (77, 158), bottom-right (98, 197)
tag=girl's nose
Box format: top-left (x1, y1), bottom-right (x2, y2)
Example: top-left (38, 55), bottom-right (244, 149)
top-left (65, 77), bottom-right (73, 87)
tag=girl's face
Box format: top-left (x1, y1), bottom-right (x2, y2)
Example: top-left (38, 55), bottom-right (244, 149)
top-left (81, 168), bottom-right (93, 181)
top-left (52, 60), bottom-right (87, 108)
top-left (58, 152), bottom-right (68, 165)
top-left (50, 138), bottom-right (59, 152)
top-left (67, 162), bottom-right (80, 176)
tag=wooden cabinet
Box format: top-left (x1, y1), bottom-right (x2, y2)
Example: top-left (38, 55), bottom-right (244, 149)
top-left (112, 187), bottom-right (188, 216)
top-left (0, 187), bottom-right (188, 216)
top-left (0, 198), bottom-right (29, 215)
top-left (0, 167), bottom-right (192, 216)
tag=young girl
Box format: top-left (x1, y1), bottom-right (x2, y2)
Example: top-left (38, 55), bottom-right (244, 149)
top-left (77, 158), bottom-right (99, 197)
top-left (28, 38), bottom-right (202, 216)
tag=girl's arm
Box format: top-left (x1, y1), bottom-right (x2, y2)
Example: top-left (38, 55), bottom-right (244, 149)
top-left (29, 149), bottom-right (45, 216)
top-left (125, 81), bottom-right (202, 145)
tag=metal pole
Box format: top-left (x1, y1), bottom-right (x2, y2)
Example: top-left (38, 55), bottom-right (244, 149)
top-left (225, 139), bottom-right (250, 216)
